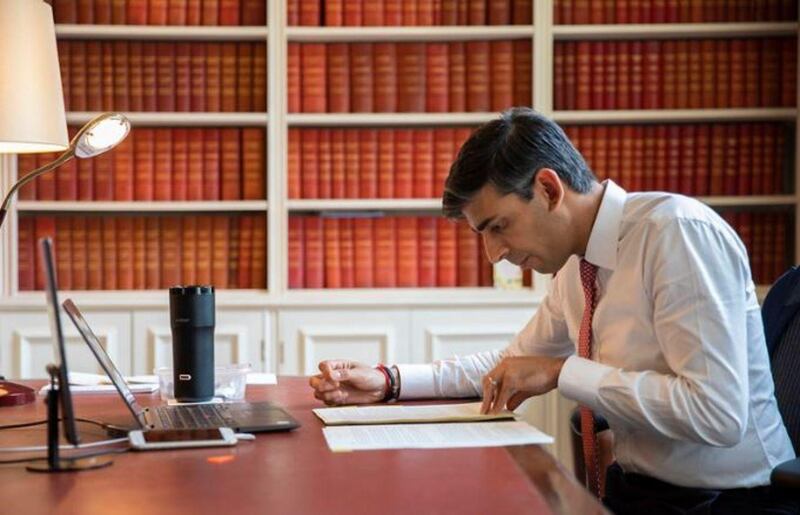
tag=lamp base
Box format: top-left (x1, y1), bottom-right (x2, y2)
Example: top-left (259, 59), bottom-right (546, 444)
top-left (26, 455), bottom-right (114, 473)
top-left (0, 380), bottom-right (36, 407)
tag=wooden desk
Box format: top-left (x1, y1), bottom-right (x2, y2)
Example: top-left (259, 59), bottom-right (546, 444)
top-left (0, 378), bottom-right (605, 515)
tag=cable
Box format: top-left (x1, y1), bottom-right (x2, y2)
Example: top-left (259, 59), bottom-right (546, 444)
top-left (0, 437), bottom-right (129, 454)
top-left (0, 447), bottom-right (130, 465)
top-left (0, 417), bottom-right (111, 432)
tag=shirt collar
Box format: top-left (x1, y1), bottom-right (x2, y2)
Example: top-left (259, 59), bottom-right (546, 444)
top-left (584, 179), bottom-right (626, 271)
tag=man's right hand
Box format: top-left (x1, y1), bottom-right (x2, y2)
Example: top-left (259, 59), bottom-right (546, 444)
top-left (308, 360), bottom-right (387, 406)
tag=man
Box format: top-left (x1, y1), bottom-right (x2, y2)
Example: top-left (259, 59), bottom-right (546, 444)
top-left (308, 108), bottom-right (797, 513)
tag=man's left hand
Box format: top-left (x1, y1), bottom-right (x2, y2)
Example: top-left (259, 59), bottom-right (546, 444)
top-left (480, 356), bottom-right (568, 415)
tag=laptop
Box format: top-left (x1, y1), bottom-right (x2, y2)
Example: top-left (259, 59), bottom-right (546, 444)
top-left (62, 298), bottom-right (300, 433)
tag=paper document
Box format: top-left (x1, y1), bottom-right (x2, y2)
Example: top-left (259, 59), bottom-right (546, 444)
top-left (322, 421), bottom-right (553, 452)
top-left (313, 402), bottom-right (514, 426)
top-left (40, 383), bottom-right (158, 394)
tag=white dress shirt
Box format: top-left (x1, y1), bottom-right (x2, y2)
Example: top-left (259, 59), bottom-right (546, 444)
top-left (397, 180), bottom-right (794, 489)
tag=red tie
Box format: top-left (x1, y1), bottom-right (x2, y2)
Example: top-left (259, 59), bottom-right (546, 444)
top-left (579, 258), bottom-right (601, 498)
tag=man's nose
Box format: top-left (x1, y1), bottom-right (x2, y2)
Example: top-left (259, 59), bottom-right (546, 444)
top-left (482, 234), bottom-right (508, 264)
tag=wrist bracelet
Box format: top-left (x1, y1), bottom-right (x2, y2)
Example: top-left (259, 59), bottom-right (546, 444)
top-left (375, 364), bottom-right (395, 403)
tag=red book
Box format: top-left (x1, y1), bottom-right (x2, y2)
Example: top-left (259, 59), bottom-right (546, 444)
top-left (86, 217), bottom-right (103, 290)
top-left (134, 129), bottom-right (155, 200)
top-left (55, 0), bottom-right (78, 22)
top-left (554, 42), bottom-right (565, 109)
top-left (220, 43), bottom-right (238, 111)
top-left (678, 124), bottom-right (696, 195)
top-left (58, 155), bottom-right (78, 201)
top-left (323, 218), bottom-right (342, 288)
top-left (288, 217), bottom-right (304, 288)
top-left (143, 217), bottom-right (160, 289)
top-left (154, 129), bottom-right (173, 200)
top-left (457, 222), bottom-right (479, 287)
top-left (344, 130), bottom-right (360, 197)
top-left (93, 152), bottom-right (114, 200)
top-left (397, 218), bottom-right (419, 287)
top-left (413, 130), bottom-right (434, 198)
top-left (573, 0), bottom-right (589, 23)
top-left (110, 41), bottom-right (129, 111)
top-left (377, 130), bottom-right (394, 198)
top-left (743, 39), bottom-right (761, 107)
top-left (606, 125), bottom-right (620, 183)
top-left (511, 0), bottom-right (531, 23)
top-left (426, 43), bottom-right (449, 112)
top-left (206, 43), bottom-right (222, 111)
top-left (187, 0), bottom-right (201, 24)
top-left (513, 39), bottom-right (533, 107)
top-left (57, 41), bottom-right (71, 111)
top-left (394, 130), bottom-right (413, 198)
top-left (417, 0), bottom-right (434, 24)
top-left (237, 43), bottom-right (253, 111)
top-left (402, 0), bottom-right (418, 24)
top-left (156, 42), bottom-right (176, 111)
top-left (490, 41), bottom-right (514, 110)
top-left (100, 218), bottom-right (117, 290)
top-left (69, 217), bottom-right (88, 290)
top-left (397, 43), bottom-right (426, 112)
top-left (288, 129), bottom-right (301, 198)
top-left (433, 129), bottom-right (454, 197)
top-left (219, 0), bottom-right (240, 24)
top-left (304, 217), bottom-right (324, 288)
top-left (301, 44), bottom-right (327, 112)
top-left (288, 44), bottom-right (301, 112)
top-left (80, 0), bottom-right (100, 23)
top-left (751, 123), bottom-right (765, 196)
top-left (488, 0), bottom-right (511, 24)
top-left (590, 42), bottom-right (606, 109)
top-left (417, 217), bottom-right (437, 287)
top-left (465, 41), bottom-right (490, 111)
top-left (359, 130), bottom-right (378, 198)
top-left (228, 220), bottom-right (239, 288)
top-left (654, 125), bottom-right (667, 190)
top-left (127, 0), bottom-right (148, 23)
top-left (202, 0), bottom-right (219, 24)
top-left (52, 218), bottom-right (72, 291)
top-left (353, 218), bottom-right (374, 287)
top-left (593, 126), bottom-right (608, 180)
top-left (17, 154), bottom-right (37, 201)
top-left (242, 0), bottom-right (266, 25)
top-left (252, 43), bottom-right (267, 112)
top-left (723, 124), bottom-right (739, 195)
top-left (176, 216), bottom-right (195, 285)
top-left (713, 40), bottom-right (729, 108)
top-left (236, 216), bottom-right (252, 287)
top-left (187, 128), bottom-right (204, 200)
top-left (211, 217), bottom-right (230, 288)
top-left (149, 0), bottom-right (168, 24)
top-left (468, 0), bottom-right (485, 24)
top-left (327, 44), bottom-right (351, 112)
top-left (456, 0), bottom-right (467, 24)
top-left (729, 39), bottom-right (746, 108)
top-left (761, 39), bottom-right (781, 107)
top-left (301, 0), bottom-right (321, 25)
top-left (172, 128), bottom-right (189, 200)
top-left (241, 127), bottom-right (267, 200)
top-left (616, 42), bottom-right (630, 109)
top-left (737, 124), bottom-right (753, 195)
top-left (344, 0), bottom-right (362, 24)
top-left (699, 40), bottom-right (716, 109)
top-left (350, 44), bottom-right (374, 112)
top-left (168, 0), bottom-right (187, 24)
top-left (629, 41), bottom-right (645, 109)
top-left (631, 126), bottom-right (645, 191)
top-left (158, 217), bottom-right (180, 288)
top-left (86, 42), bottom-right (103, 112)
top-left (361, 0), bottom-right (382, 24)
top-left (603, 41), bottom-right (618, 109)
top-left (780, 38), bottom-right (797, 107)
top-left (373, 43), bottom-right (398, 112)
top-left (374, 217), bottom-right (397, 287)
top-left (132, 217), bottom-right (146, 289)
top-left (113, 136), bottom-right (134, 200)
top-left (708, 124), bottom-right (726, 195)
top-left (331, 130), bottom-right (346, 198)
top-left (448, 42), bottom-right (467, 111)
top-left (142, 43), bottom-right (158, 111)
top-left (288, 0), bottom-right (300, 25)
top-left (301, 129), bottom-right (320, 198)
top-left (665, 125), bottom-right (681, 192)
top-left (685, 40), bottom-right (702, 109)
top-left (221, 128), bottom-right (242, 200)
top-left (70, 42), bottom-right (87, 112)
top-left (436, 218), bottom-right (457, 287)
top-left (18, 217), bottom-right (35, 291)
top-left (195, 216), bottom-right (212, 285)
top-left (441, 0), bottom-right (458, 24)
top-left (617, 125), bottom-right (634, 190)
top-left (116, 218), bottom-right (134, 289)
top-left (384, 0), bottom-right (402, 23)
top-left (339, 219), bottom-right (355, 287)
top-left (127, 42), bottom-right (144, 110)
top-left (174, 43), bottom-right (191, 111)
top-left (203, 129), bottom-right (221, 200)
top-left (762, 124), bottom-right (777, 195)
top-left (642, 41), bottom-right (660, 109)
top-left (318, 130), bottom-right (332, 198)
top-left (575, 42), bottom-right (591, 110)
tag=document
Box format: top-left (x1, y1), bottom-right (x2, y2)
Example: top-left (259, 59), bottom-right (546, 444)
top-left (322, 421), bottom-right (554, 452)
top-left (40, 383), bottom-right (158, 394)
top-left (313, 402), bottom-right (515, 425)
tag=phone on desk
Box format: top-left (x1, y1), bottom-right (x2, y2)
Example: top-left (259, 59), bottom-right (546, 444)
top-left (129, 428), bottom-right (237, 450)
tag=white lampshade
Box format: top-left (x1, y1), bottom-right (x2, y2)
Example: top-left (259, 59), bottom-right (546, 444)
top-left (0, 0), bottom-right (68, 154)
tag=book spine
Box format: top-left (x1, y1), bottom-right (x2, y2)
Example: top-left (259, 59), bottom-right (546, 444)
top-left (394, 130), bottom-right (414, 198)
top-left (132, 217), bottom-right (146, 289)
top-left (156, 42), bottom-right (176, 111)
top-left (186, 128), bottom-right (205, 200)
top-left (331, 130), bottom-right (346, 198)
top-left (220, 43), bottom-right (238, 111)
top-left (252, 43), bottom-right (267, 112)
top-left (250, 215), bottom-right (267, 288)
top-left (102, 217), bottom-right (118, 290)
top-left (172, 128), bottom-right (189, 200)
top-left (374, 217), bottom-right (397, 287)
top-left (55, 218), bottom-right (73, 291)
top-left (359, 129), bottom-right (379, 198)
top-left (221, 128), bottom-right (242, 200)
top-left (413, 130), bottom-right (434, 198)
top-left (237, 43), bottom-right (253, 111)
top-left (418, 217), bottom-right (437, 287)
top-left (397, 43), bottom-right (426, 112)
top-left (344, 130), bottom-right (360, 197)
top-left (195, 215), bottom-right (213, 285)
top-left (350, 43), bottom-right (375, 112)
top-left (374, 43), bottom-right (398, 112)
top-left (304, 217), bottom-right (324, 288)
top-left (397, 217), bottom-right (419, 287)
top-left (436, 218), bottom-right (457, 287)
top-left (490, 41), bottom-right (514, 110)
top-left (302, 44), bottom-right (327, 112)
top-left (377, 129), bottom-right (394, 198)
top-left (288, 217), bottom-right (305, 288)
top-left (161, 217), bottom-right (182, 288)
top-left (302, 129), bottom-right (320, 198)
top-left (339, 218), bottom-right (355, 288)
top-left (457, 222), bottom-right (479, 286)
top-left (154, 128), bottom-right (173, 201)
top-left (288, 44), bottom-right (301, 112)
top-left (318, 130), bottom-right (332, 198)
top-left (353, 218), bottom-right (374, 287)
top-left (87, 217), bottom-right (104, 290)
top-left (211, 216), bottom-right (230, 288)
top-left (71, 217), bottom-right (88, 290)
top-left (236, 216), bottom-right (252, 287)
top-left (327, 43), bottom-right (351, 112)
top-left (465, 41), bottom-right (490, 111)
top-left (203, 128), bottom-right (221, 200)
top-left (426, 43), bottom-right (449, 112)
top-left (175, 42), bottom-right (192, 111)
top-left (117, 217), bottom-right (135, 289)
top-left (323, 218), bottom-right (342, 288)
top-left (134, 128), bottom-right (155, 201)
top-left (206, 43), bottom-right (222, 111)
top-left (288, 129), bottom-right (301, 199)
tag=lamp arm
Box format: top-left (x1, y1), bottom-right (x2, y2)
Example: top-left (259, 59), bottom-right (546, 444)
top-left (0, 150), bottom-right (75, 229)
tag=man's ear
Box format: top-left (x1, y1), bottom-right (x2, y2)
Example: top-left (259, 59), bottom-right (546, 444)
top-left (534, 169), bottom-right (564, 211)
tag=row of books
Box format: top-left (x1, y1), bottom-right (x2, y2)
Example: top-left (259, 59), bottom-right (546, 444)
top-left (18, 128), bottom-right (266, 202)
top-left (289, 215), bottom-right (494, 288)
top-left (288, 0), bottom-right (533, 26)
top-left (59, 41), bottom-right (267, 113)
top-left (554, 0), bottom-right (798, 24)
top-left (564, 123), bottom-right (790, 196)
top-left (720, 210), bottom-right (791, 286)
top-left (19, 215), bottom-right (266, 291)
top-left (554, 38), bottom-right (797, 110)
top-left (288, 127), bottom-right (473, 199)
top-left (53, 0), bottom-right (267, 25)
top-left (288, 41), bottom-right (533, 113)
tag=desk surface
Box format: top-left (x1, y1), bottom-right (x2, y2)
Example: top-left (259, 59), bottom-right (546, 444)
top-left (0, 378), bottom-right (604, 515)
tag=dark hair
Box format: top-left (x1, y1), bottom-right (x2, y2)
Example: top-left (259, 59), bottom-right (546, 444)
top-left (442, 107), bottom-right (596, 219)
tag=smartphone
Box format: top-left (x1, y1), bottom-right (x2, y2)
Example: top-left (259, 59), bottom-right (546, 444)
top-left (129, 428), bottom-right (237, 450)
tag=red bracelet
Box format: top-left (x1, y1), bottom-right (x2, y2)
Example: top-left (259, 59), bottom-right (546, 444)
top-left (375, 364), bottom-right (392, 402)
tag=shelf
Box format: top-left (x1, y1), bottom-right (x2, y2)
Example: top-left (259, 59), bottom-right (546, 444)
top-left (287, 199), bottom-right (441, 211)
top-left (553, 108), bottom-right (797, 124)
top-left (287, 112), bottom-right (495, 127)
top-left (287, 25), bottom-right (534, 42)
top-left (553, 22), bottom-right (798, 40)
top-left (55, 24), bottom-right (268, 41)
top-left (67, 112), bottom-right (268, 127)
top-left (0, 290), bottom-right (272, 310)
top-left (699, 195), bottom-right (798, 207)
top-left (15, 201), bottom-right (269, 213)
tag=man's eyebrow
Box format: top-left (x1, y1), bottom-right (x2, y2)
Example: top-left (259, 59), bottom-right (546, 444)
top-left (474, 216), bottom-right (496, 233)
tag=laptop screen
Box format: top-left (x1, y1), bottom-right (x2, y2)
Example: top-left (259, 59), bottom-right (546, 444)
top-left (62, 298), bottom-right (146, 429)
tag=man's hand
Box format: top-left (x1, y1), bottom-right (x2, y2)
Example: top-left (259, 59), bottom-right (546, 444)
top-left (308, 360), bottom-right (387, 406)
top-left (480, 356), bottom-right (568, 414)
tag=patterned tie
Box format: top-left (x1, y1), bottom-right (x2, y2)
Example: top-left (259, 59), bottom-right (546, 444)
top-left (578, 258), bottom-right (601, 498)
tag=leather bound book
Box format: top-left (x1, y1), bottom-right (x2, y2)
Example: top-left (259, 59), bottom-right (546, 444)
top-left (708, 124), bottom-right (725, 195)
top-left (344, 130), bottom-right (360, 197)
top-left (665, 125), bottom-right (681, 192)
top-left (288, 217), bottom-right (305, 289)
top-left (604, 41), bottom-right (617, 109)
top-left (465, 41), bottom-right (490, 111)
top-left (301, 0), bottom-right (321, 25)
top-left (762, 124), bottom-right (776, 195)
top-left (723, 124), bottom-right (739, 196)
top-left (751, 123), bottom-right (765, 195)
top-left (642, 41), bottom-right (661, 109)
top-left (736, 124), bottom-right (753, 196)
top-left (304, 217), bottom-right (325, 289)
top-left (228, 219), bottom-right (239, 288)
top-left (56, 0), bottom-right (78, 22)
top-left (339, 219), bottom-right (355, 287)
top-left (513, 39), bottom-right (532, 106)
top-left (57, 41), bottom-right (71, 111)
top-left (58, 152), bottom-right (79, 201)
top-left (639, 126), bottom-right (654, 190)
top-left (154, 128), bottom-right (173, 201)
top-left (417, 0), bottom-right (435, 25)
top-left (374, 216), bottom-right (397, 287)
top-left (490, 40), bottom-right (514, 110)
top-left (127, 0), bottom-right (148, 23)
top-left (70, 41), bottom-right (87, 112)
top-left (606, 125), bottom-right (620, 184)
top-left (160, 217), bottom-right (182, 288)
top-left (220, 128), bottom-right (242, 200)
top-left (377, 129), bottom-right (394, 198)
top-left (187, 128), bottom-right (205, 200)
top-left (760, 39), bottom-right (781, 107)
top-left (17, 154), bottom-right (37, 201)
top-left (394, 130), bottom-right (414, 198)
top-left (673, 40), bottom-right (689, 107)
top-left (402, 0), bottom-right (418, 25)
top-left (433, 128), bottom-right (454, 197)
top-left (220, 43), bottom-right (238, 111)
top-left (93, 153), bottom-right (114, 201)
top-left (693, 124), bottom-right (710, 196)
top-left (628, 41), bottom-right (644, 109)
top-left (441, 0), bottom-right (458, 24)
top-left (616, 42), bottom-right (630, 109)
top-left (252, 43), bottom-right (267, 112)
top-left (242, 0), bottom-right (266, 24)
top-left (187, 0), bottom-right (201, 24)
top-left (397, 217), bottom-right (419, 287)
top-left (426, 43), bottom-right (449, 112)
top-left (211, 216), bottom-right (230, 288)
top-left (236, 216), bottom-right (252, 287)
top-left (149, 0), bottom-right (168, 24)
top-left (101, 217), bottom-right (118, 290)
top-left (324, 218), bottom-right (342, 288)
top-left (172, 128), bottom-right (189, 201)
top-left (195, 215), bottom-right (213, 285)
top-left (113, 136), bottom-right (134, 200)
top-left (350, 43), bottom-right (375, 112)
top-left (557, 0), bottom-right (572, 24)
top-left (142, 43), bottom-right (158, 111)
top-left (575, 41), bottom-right (591, 109)
top-left (359, 129), bottom-right (379, 198)
top-left (618, 125), bottom-right (634, 190)
top-left (70, 217), bottom-right (88, 290)
top-left (353, 218), bottom-right (374, 287)
top-left (780, 37), bottom-right (797, 107)
top-left (132, 217), bottom-right (146, 289)
top-left (373, 43), bottom-right (398, 112)
top-left (301, 44), bottom-right (327, 112)
top-left (86, 217), bottom-right (104, 290)
top-left (687, 40), bottom-right (702, 109)
top-left (468, 0), bottom-right (485, 24)
top-left (448, 42), bottom-right (467, 111)
top-left (203, 128), bottom-right (221, 200)
top-left (631, 126), bottom-right (645, 191)
top-left (116, 217), bottom-right (134, 290)
top-left (242, 128), bottom-right (266, 199)
top-left (457, 222), bottom-right (479, 287)
top-left (202, 0), bottom-right (219, 24)
top-left (128, 42), bottom-right (144, 111)
top-left (220, 0), bottom-right (241, 25)
top-left (288, 129), bottom-right (302, 198)
top-left (237, 43), bottom-right (253, 111)
top-left (206, 43), bottom-right (222, 111)
top-left (301, 129), bottom-right (320, 198)
top-left (590, 41), bottom-right (606, 109)
top-left (134, 128), bottom-right (155, 201)
top-left (397, 43), bottom-right (426, 112)
top-left (384, 0), bottom-right (402, 24)
top-left (86, 42), bottom-right (103, 112)
top-left (324, 0), bottom-right (342, 25)
top-left (331, 130), bottom-right (346, 198)
top-left (144, 217), bottom-right (161, 289)
top-left (678, 124), bottom-right (696, 195)
top-left (417, 217), bottom-right (437, 287)
top-left (489, 0), bottom-right (511, 24)
top-left (111, 41), bottom-right (130, 110)
top-left (729, 39), bottom-right (746, 108)
top-left (413, 129), bottom-right (434, 198)
top-left (436, 218), bottom-right (457, 287)
top-left (554, 42), bottom-right (565, 110)
top-left (54, 218), bottom-right (73, 291)
top-left (593, 126), bottom-right (608, 180)
top-left (180, 216), bottom-right (197, 285)
top-left (654, 125), bottom-right (667, 191)
top-left (700, 40), bottom-right (715, 108)
top-left (168, 0), bottom-right (188, 24)
top-left (319, 129), bottom-right (333, 198)
top-left (156, 42), bottom-right (176, 111)
top-left (327, 44), bottom-right (351, 112)
top-left (288, 0), bottom-right (300, 25)
top-left (344, 0), bottom-right (363, 25)
top-left (174, 42), bottom-right (192, 111)
top-left (573, 0), bottom-right (590, 23)
top-left (288, 44), bottom-right (301, 112)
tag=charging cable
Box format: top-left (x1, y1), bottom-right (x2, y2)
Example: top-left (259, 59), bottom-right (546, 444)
top-left (0, 437), bottom-right (129, 453)
top-left (235, 433), bottom-right (256, 441)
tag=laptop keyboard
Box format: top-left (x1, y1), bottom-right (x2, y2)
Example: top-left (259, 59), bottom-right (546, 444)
top-left (155, 405), bottom-right (230, 429)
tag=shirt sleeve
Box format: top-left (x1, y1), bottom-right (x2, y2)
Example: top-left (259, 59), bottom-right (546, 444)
top-left (398, 272), bottom-right (576, 400)
top-left (558, 218), bottom-right (751, 447)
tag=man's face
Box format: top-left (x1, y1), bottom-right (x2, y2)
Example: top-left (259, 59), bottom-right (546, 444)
top-left (461, 178), bottom-right (573, 274)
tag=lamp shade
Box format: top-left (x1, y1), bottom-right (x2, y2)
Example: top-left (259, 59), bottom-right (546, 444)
top-left (0, 0), bottom-right (68, 154)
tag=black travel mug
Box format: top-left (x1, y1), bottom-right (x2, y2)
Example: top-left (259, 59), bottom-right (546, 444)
top-left (170, 285), bottom-right (215, 402)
